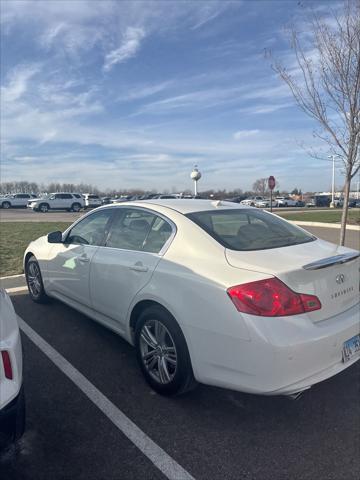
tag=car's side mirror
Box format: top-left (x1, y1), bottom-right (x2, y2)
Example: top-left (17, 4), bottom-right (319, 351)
top-left (48, 231), bottom-right (63, 243)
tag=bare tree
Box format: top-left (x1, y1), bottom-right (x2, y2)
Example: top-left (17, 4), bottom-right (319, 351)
top-left (253, 178), bottom-right (269, 196)
top-left (253, 178), bottom-right (279, 196)
top-left (270, 0), bottom-right (360, 245)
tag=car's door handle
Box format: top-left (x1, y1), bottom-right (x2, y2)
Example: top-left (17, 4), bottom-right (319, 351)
top-left (129, 263), bottom-right (148, 272)
top-left (78, 255), bottom-right (90, 263)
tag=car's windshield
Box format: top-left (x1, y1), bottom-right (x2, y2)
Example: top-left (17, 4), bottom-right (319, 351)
top-left (186, 209), bottom-right (316, 251)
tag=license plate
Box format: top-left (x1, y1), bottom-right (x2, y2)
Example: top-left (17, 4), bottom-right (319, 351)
top-left (342, 334), bottom-right (360, 363)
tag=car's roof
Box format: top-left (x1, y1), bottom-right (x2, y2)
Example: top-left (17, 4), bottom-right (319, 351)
top-left (112, 199), bottom-right (249, 215)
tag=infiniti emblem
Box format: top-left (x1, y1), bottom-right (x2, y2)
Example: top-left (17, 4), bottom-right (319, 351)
top-left (336, 274), bottom-right (345, 284)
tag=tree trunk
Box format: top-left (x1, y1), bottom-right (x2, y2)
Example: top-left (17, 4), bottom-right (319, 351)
top-left (339, 174), bottom-right (351, 246)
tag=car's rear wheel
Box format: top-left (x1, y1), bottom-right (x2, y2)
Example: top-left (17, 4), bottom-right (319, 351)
top-left (39, 203), bottom-right (49, 213)
top-left (135, 306), bottom-right (196, 396)
top-left (2, 201), bottom-right (11, 209)
top-left (71, 202), bottom-right (81, 212)
top-left (25, 256), bottom-right (49, 303)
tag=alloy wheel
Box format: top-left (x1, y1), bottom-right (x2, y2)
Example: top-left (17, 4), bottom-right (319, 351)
top-left (139, 319), bottom-right (178, 384)
top-left (27, 262), bottom-right (42, 297)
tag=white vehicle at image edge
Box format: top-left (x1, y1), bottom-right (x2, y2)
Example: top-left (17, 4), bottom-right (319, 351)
top-left (83, 194), bottom-right (102, 209)
top-left (28, 193), bottom-right (84, 212)
top-left (0, 289), bottom-right (25, 447)
top-left (23, 200), bottom-right (360, 397)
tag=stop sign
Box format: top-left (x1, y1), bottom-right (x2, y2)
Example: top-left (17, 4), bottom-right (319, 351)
top-left (268, 176), bottom-right (276, 190)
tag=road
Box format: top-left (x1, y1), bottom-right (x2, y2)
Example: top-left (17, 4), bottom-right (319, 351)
top-left (1, 290), bottom-right (359, 480)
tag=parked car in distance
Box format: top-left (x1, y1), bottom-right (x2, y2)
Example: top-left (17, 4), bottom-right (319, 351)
top-left (28, 193), bottom-right (84, 212)
top-left (275, 197), bottom-right (297, 207)
top-left (24, 199), bottom-right (360, 398)
top-left (224, 196), bottom-right (247, 204)
top-left (241, 196), bottom-right (265, 206)
top-left (255, 198), bottom-right (271, 208)
top-left (0, 193), bottom-right (37, 209)
top-left (83, 194), bottom-right (102, 209)
top-left (295, 200), bottom-right (305, 207)
top-left (350, 199), bottom-right (360, 208)
top-left (152, 194), bottom-right (178, 199)
top-left (0, 289), bottom-right (25, 449)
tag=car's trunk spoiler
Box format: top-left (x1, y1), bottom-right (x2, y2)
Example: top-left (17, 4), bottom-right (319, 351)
top-left (302, 252), bottom-right (359, 270)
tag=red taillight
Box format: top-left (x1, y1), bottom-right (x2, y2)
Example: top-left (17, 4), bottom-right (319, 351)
top-left (227, 277), bottom-right (321, 317)
top-left (1, 350), bottom-right (13, 379)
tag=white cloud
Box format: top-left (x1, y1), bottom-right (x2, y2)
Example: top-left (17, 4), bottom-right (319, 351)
top-left (1, 64), bottom-right (40, 102)
top-left (116, 81), bottom-right (173, 102)
top-left (233, 129), bottom-right (260, 140)
top-left (103, 27), bottom-right (145, 71)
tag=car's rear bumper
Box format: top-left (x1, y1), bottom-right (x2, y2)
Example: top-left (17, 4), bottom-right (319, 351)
top-left (0, 385), bottom-right (25, 446)
top-left (188, 302), bottom-right (360, 395)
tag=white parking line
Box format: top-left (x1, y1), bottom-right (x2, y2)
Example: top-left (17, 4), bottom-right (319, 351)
top-left (18, 316), bottom-right (195, 480)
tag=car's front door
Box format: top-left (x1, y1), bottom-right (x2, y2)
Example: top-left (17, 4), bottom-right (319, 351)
top-left (47, 209), bottom-right (115, 306)
top-left (89, 207), bottom-right (174, 330)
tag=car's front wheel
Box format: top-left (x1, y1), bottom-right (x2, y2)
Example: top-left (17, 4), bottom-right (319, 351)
top-left (71, 203), bottom-right (81, 212)
top-left (39, 203), bottom-right (49, 213)
top-left (135, 306), bottom-right (196, 396)
top-left (25, 256), bottom-right (49, 303)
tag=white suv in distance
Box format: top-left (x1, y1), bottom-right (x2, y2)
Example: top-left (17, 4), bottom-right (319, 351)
top-left (28, 193), bottom-right (84, 212)
top-left (275, 196), bottom-right (297, 207)
top-left (83, 194), bottom-right (102, 209)
top-left (0, 289), bottom-right (25, 448)
top-left (0, 193), bottom-right (37, 209)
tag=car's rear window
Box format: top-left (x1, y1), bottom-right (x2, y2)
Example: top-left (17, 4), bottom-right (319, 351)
top-left (88, 195), bottom-right (100, 199)
top-left (186, 209), bottom-right (315, 251)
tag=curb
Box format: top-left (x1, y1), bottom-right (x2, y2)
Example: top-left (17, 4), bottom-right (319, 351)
top-left (289, 221), bottom-right (360, 230)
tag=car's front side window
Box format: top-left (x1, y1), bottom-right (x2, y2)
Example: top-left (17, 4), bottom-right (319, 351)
top-left (66, 210), bottom-right (114, 246)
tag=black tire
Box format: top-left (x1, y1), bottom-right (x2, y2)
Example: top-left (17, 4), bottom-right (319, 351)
top-left (25, 256), bottom-right (49, 303)
top-left (71, 202), bottom-right (81, 212)
top-left (13, 387), bottom-right (26, 441)
top-left (2, 201), bottom-right (11, 209)
top-left (39, 203), bottom-right (49, 213)
top-left (135, 306), bottom-right (196, 396)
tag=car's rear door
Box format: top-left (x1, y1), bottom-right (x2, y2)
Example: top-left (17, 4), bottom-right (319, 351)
top-left (47, 209), bottom-right (115, 306)
top-left (89, 207), bottom-right (175, 330)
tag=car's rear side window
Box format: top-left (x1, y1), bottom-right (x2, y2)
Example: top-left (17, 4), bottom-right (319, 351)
top-left (186, 209), bottom-right (315, 251)
top-left (105, 208), bottom-right (173, 253)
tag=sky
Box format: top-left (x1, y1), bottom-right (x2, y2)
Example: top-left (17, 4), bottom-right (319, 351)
top-left (0, 0), bottom-right (348, 193)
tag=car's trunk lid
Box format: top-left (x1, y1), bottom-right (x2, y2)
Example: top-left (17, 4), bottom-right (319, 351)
top-left (225, 239), bottom-right (359, 322)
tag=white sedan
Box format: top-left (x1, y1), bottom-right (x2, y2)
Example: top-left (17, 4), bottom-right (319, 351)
top-left (0, 289), bottom-right (25, 447)
top-left (24, 200), bottom-right (360, 397)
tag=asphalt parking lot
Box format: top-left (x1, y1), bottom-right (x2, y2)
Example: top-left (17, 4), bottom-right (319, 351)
top-left (1, 290), bottom-right (359, 480)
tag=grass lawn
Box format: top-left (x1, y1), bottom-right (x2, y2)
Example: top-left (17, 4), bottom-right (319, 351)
top-left (277, 209), bottom-right (360, 225)
top-left (0, 222), bottom-right (71, 277)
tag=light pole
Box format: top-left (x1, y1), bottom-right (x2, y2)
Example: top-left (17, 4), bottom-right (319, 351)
top-left (328, 154), bottom-right (340, 208)
top-left (190, 165), bottom-right (202, 197)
